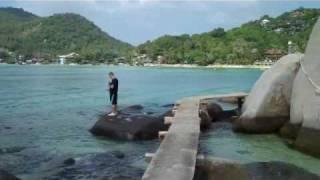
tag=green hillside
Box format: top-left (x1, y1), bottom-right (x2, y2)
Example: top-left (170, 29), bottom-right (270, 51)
top-left (0, 7), bottom-right (132, 64)
top-left (137, 8), bottom-right (320, 65)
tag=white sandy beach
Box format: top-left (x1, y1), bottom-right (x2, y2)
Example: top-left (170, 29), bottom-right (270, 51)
top-left (143, 63), bottom-right (271, 69)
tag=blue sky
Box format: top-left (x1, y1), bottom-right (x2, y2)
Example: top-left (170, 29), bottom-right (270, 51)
top-left (1, 1), bottom-right (320, 45)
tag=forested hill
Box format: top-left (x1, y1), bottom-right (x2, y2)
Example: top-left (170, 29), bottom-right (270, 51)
top-left (137, 8), bottom-right (320, 65)
top-left (0, 7), bottom-right (132, 64)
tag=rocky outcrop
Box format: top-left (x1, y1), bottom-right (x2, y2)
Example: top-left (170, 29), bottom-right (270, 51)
top-left (194, 157), bottom-right (320, 180)
top-left (194, 157), bottom-right (250, 180)
top-left (290, 19), bottom-right (320, 158)
top-left (234, 54), bottom-right (302, 133)
top-left (90, 105), bottom-right (169, 140)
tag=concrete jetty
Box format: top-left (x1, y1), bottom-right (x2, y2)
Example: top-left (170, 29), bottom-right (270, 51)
top-left (143, 92), bottom-right (247, 180)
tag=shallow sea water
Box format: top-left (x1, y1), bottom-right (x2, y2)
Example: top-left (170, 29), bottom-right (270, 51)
top-left (0, 64), bottom-right (319, 179)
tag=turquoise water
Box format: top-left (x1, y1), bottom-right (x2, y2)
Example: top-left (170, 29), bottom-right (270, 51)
top-left (199, 123), bottom-right (320, 176)
top-left (1, 64), bottom-right (319, 179)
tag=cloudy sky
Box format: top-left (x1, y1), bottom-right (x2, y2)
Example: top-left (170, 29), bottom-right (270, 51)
top-left (1, 0), bottom-right (320, 45)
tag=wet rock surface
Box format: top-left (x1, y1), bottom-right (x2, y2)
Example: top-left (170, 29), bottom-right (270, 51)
top-left (295, 127), bottom-right (320, 158)
top-left (42, 152), bottom-right (144, 180)
top-left (194, 157), bottom-right (250, 180)
top-left (245, 161), bottom-right (320, 180)
top-left (194, 157), bottom-right (320, 180)
top-left (90, 105), bottom-right (170, 140)
top-left (0, 169), bottom-right (20, 180)
top-left (279, 122), bottom-right (301, 139)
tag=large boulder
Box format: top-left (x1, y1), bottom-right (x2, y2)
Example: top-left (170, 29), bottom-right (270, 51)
top-left (90, 105), bottom-right (169, 140)
top-left (234, 54), bottom-right (302, 133)
top-left (207, 102), bottom-right (224, 122)
top-left (290, 19), bottom-right (320, 157)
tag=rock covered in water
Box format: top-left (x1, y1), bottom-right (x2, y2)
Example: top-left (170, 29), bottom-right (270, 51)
top-left (245, 161), bottom-right (320, 180)
top-left (0, 169), bottom-right (20, 180)
top-left (290, 19), bottom-right (320, 158)
top-left (194, 157), bottom-right (320, 180)
top-left (194, 157), bottom-right (250, 180)
top-left (38, 151), bottom-right (144, 180)
top-left (90, 105), bottom-right (169, 140)
top-left (63, 158), bottom-right (76, 166)
top-left (279, 122), bottom-right (301, 139)
top-left (235, 53), bottom-right (302, 133)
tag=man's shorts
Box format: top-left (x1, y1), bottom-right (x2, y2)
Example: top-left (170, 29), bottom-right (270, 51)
top-left (111, 93), bottom-right (118, 105)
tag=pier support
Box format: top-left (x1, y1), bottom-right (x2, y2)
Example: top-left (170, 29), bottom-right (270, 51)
top-left (164, 116), bottom-right (174, 125)
top-left (158, 131), bottom-right (168, 141)
top-left (145, 153), bottom-right (155, 163)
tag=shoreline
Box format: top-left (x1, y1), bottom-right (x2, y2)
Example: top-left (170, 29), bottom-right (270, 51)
top-left (0, 63), bottom-right (271, 69)
top-left (143, 63), bottom-right (271, 69)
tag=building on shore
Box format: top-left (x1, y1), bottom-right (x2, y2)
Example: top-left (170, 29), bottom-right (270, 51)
top-left (264, 48), bottom-right (286, 61)
top-left (132, 54), bottom-right (152, 65)
top-left (58, 52), bottom-right (79, 65)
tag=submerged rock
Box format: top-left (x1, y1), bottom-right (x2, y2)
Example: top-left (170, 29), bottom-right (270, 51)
top-left (290, 18), bottom-right (320, 158)
top-left (38, 152), bottom-right (144, 180)
top-left (194, 157), bottom-right (320, 180)
top-left (90, 105), bottom-right (169, 140)
top-left (0, 169), bottom-right (20, 180)
top-left (63, 158), bottom-right (76, 166)
top-left (279, 122), bottom-right (301, 139)
top-left (245, 161), bottom-right (320, 180)
top-left (194, 157), bottom-right (250, 180)
top-left (235, 53), bottom-right (302, 133)
top-left (111, 151), bottom-right (125, 159)
top-left (0, 147), bottom-right (26, 155)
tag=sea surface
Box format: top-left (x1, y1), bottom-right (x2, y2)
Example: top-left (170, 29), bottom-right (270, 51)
top-left (0, 64), bottom-right (319, 179)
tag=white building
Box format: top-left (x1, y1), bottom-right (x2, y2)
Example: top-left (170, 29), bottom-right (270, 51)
top-left (261, 19), bottom-right (270, 26)
top-left (58, 52), bottom-right (79, 65)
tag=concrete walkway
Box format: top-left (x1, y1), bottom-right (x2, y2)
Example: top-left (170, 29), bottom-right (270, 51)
top-left (142, 93), bottom-right (247, 180)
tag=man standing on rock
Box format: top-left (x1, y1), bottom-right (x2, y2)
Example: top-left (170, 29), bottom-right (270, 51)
top-left (108, 72), bottom-right (118, 116)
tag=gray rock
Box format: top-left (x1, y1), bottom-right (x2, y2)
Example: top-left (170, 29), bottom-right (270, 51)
top-left (206, 102), bottom-right (223, 122)
top-left (235, 53), bottom-right (302, 133)
top-left (290, 18), bottom-right (320, 157)
top-left (90, 105), bottom-right (169, 140)
top-left (199, 107), bottom-right (212, 130)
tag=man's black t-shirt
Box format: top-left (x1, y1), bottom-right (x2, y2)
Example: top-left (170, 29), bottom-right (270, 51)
top-left (110, 78), bottom-right (118, 94)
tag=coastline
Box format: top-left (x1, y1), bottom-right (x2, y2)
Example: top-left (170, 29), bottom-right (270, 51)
top-left (0, 62), bottom-right (271, 69)
top-left (143, 63), bottom-right (271, 69)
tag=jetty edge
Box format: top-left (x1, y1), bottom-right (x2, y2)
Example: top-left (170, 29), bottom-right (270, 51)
top-left (142, 93), bottom-right (247, 180)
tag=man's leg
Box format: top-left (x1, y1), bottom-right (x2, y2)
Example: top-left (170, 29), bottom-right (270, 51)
top-left (113, 93), bottom-right (118, 114)
top-left (112, 105), bottom-right (117, 114)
